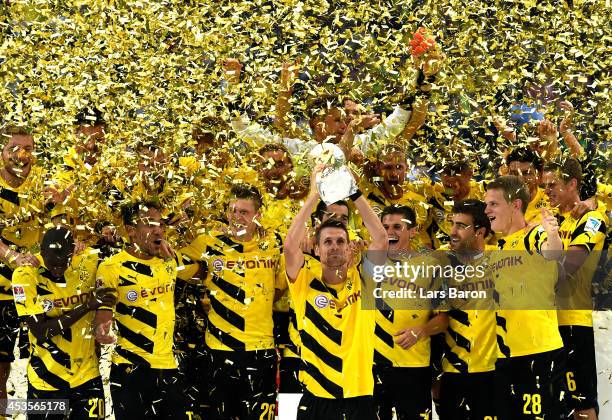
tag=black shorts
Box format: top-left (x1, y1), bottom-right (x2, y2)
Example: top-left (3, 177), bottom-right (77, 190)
top-left (177, 345), bottom-right (210, 418)
top-left (109, 364), bottom-right (190, 420)
top-left (373, 365), bottom-right (431, 420)
top-left (495, 348), bottom-right (569, 420)
top-left (279, 354), bottom-right (303, 393)
top-left (439, 371), bottom-right (496, 420)
top-left (27, 376), bottom-right (105, 420)
top-left (205, 348), bottom-right (277, 420)
top-left (559, 325), bottom-right (599, 413)
top-left (297, 391), bottom-right (375, 420)
top-left (0, 299), bottom-right (19, 363)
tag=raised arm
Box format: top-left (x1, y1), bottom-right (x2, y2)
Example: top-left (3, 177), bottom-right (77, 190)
top-left (274, 61), bottom-right (307, 139)
top-left (397, 96), bottom-right (429, 146)
top-left (558, 101), bottom-right (584, 157)
top-left (339, 114), bottom-right (380, 163)
top-left (283, 171), bottom-right (321, 282)
top-left (540, 208), bottom-right (563, 260)
top-left (351, 191), bottom-right (388, 261)
top-left (537, 120), bottom-right (561, 162)
top-left (355, 41), bottom-right (443, 154)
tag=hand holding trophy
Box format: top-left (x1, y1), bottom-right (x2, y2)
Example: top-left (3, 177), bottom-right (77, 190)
top-left (308, 143), bottom-right (358, 205)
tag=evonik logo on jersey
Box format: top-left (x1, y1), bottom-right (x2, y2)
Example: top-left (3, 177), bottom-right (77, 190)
top-left (125, 283), bottom-right (175, 301)
top-left (313, 291), bottom-right (361, 312)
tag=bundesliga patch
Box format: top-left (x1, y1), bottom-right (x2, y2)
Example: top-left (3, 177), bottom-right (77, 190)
top-left (584, 216), bottom-right (602, 234)
top-left (212, 258), bottom-right (224, 271)
top-left (12, 285), bottom-right (26, 302)
top-left (313, 294), bottom-right (329, 309)
top-left (126, 290), bottom-right (138, 302)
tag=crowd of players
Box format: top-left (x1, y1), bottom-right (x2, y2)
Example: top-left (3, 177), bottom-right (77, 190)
top-left (0, 54), bottom-right (609, 420)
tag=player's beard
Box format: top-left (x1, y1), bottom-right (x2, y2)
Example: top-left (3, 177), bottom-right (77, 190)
top-left (323, 252), bottom-right (347, 268)
top-left (7, 159), bottom-right (31, 178)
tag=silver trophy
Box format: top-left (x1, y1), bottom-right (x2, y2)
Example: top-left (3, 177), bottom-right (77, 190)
top-left (308, 143), bottom-right (358, 205)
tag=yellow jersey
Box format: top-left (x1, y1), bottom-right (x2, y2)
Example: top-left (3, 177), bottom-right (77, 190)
top-left (493, 226), bottom-right (563, 358)
top-left (557, 210), bottom-right (607, 327)
top-left (288, 263), bottom-right (375, 398)
top-left (96, 250), bottom-right (186, 369)
top-left (182, 231), bottom-right (285, 351)
top-left (0, 166), bottom-right (46, 301)
top-left (525, 187), bottom-right (549, 225)
top-left (260, 196), bottom-right (304, 238)
top-left (441, 249), bottom-right (497, 373)
top-left (374, 254), bottom-right (439, 368)
top-left (12, 249), bottom-right (100, 390)
top-left (362, 181), bottom-right (432, 250)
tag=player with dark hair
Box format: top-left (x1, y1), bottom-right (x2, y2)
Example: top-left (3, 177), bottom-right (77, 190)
top-left (12, 226), bottom-right (113, 419)
top-left (425, 157), bottom-right (486, 249)
top-left (505, 147), bottom-right (549, 224)
top-left (374, 204), bottom-right (448, 419)
top-left (284, 167), bottom-right (387, 419)
top-left (362, 146), bottom-right (432, 249)
top-left (93, 201), bottom-right (196, 419)
top-left (543, 157), bottom-right (607, 420)
top-left (0, 125), bottom-right (45, 406)
top-left (438, 199), bottom-right (497, 419)
top-left (256, 143), bottom-right (309, 236)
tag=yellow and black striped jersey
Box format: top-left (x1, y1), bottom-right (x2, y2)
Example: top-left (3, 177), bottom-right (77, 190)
top-left (362, 181), bottom-right (432, 250)
top-left (374, 254), bottom-right (439, 368)
top-left (524, 187), bottom-right (549, 225)
top-left (182, 231), bottom-right (285, 351)
top-left (96, 250), bottom-right (185, 369)
top-left (0, 167), bottom-right (46, 301)
top-left (288, 263), bottom-right (375, 398)
top-left (441, 248), bottom-right (497, 374)
top-left (12, 249), bottom-right (100, 390)
top-left (493, 226), bottom-right (563, 358)
top-left (0, 166), bottom-right (46, 250)
top-left (424, 180), bottom-right (485, 249)
top-left (557, 210), bottom-right (607, 327)
top-left (282, 252), bottom-right (363, 360)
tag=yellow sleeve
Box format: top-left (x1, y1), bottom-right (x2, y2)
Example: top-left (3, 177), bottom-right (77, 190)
top-left (181, 234), bottom-right (209, 262)
top-left (12, 267), bottom-right (44, 317)
top-left (569, 212), bottom-right (607, 252)
top-left (527, 225), bottom-right (548, 253)
top-left (286, 264), bottom-right (310, 303)
top-left (95, 260), bottom-right (119, 310)
top-left (275, 254), bottom-right (288, 291)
